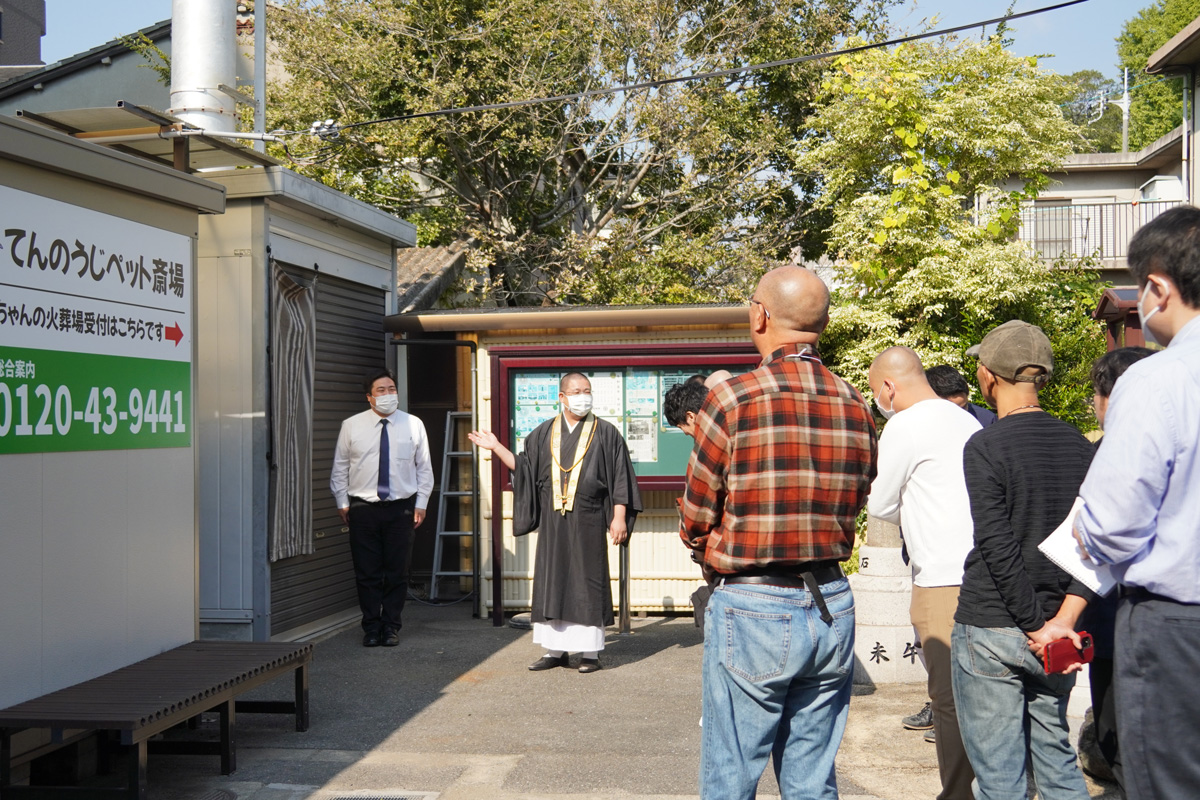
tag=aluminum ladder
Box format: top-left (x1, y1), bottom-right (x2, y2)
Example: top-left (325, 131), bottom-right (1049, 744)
top-left (430, 411), bottom-right (477, 600)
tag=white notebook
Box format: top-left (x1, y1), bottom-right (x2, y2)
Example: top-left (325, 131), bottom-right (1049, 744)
top-left (1038, 496), bottom-right (1118, 596)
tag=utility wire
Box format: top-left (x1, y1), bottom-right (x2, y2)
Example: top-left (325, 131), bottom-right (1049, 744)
top-left (290, 0), bottom-right (1091, 141)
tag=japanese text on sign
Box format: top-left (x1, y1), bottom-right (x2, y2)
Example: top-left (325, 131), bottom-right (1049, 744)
top-left (0, 187), bottom-right (193, 454)
top-left (3, 228), bottom-right (185, 297)
top-left (0, 185), bottom-right (191, 363)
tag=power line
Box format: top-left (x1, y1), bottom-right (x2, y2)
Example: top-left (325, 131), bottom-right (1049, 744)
top-left (288, 0), bottom-right (1092, 142)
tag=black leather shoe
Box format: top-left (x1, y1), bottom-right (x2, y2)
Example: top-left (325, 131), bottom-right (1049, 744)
top-left (382, 629), bottom-right (400, 647)
top-left (528, 654), bottom-right (568, 671)
top-left (363, 632), bottom-right (381, 647)
top-left (578, 658), bottom-right (601, 674)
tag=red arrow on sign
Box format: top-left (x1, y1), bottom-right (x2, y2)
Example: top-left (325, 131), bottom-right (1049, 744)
top-left (165, 322), bottom-right (184, 346)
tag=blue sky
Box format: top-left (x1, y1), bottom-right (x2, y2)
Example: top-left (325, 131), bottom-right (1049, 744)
top-left (44, 0), bottom-right (1136, 78)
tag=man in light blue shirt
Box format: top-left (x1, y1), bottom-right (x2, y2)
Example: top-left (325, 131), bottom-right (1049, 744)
top-left (1075, 205), bottom-right (1200, 800)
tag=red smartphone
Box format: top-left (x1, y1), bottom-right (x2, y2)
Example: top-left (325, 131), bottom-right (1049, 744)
top-left (1043, 632), bottom-right (1094, 674)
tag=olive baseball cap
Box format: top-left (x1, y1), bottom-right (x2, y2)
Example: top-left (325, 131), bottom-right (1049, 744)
top-left (965, 320), bottom-right (1054, 382)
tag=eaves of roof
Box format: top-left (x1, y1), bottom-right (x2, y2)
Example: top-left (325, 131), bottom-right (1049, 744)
top-left (1058, 125), bottom-right (1184, 173)
top-left (0, 19), bottom-right (171, 99)
top-left (1147, 15), bottom-right (1200, 74)
top-left (385, 304), bottom-right (750, 335)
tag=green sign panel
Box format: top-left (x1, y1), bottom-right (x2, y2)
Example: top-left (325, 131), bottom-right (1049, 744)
top-left (0, 347), bottom-right (190, 453)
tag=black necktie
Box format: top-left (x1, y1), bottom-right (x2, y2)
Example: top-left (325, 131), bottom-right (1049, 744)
top-left (377, 419), bottom-right (390, 500)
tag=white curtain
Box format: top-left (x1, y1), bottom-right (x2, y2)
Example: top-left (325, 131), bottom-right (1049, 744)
top-left (270, 263), bottom-right (316, 561)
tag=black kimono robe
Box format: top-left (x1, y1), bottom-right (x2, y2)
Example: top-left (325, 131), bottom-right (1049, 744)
top-left (512, 413), bottom-right (642, 628)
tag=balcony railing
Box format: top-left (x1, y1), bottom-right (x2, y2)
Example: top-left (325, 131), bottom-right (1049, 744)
top-left (1017, 200), bottom-right (1182, 265)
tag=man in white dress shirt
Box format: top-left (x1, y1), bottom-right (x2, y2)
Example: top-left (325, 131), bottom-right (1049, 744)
top-left (331, 369), bottom-right (434, 647)
top-left (867, 347), bottom-right (980, 800)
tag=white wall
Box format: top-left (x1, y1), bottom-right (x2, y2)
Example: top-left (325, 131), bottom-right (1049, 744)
top-left (0, 129), bottom-right (211, 709)
top-left (0, 448), bottom-right (195, 707)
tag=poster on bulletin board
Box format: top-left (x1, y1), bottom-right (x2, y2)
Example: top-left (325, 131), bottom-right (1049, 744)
top-left (509, 365), bottom-right (751, 477)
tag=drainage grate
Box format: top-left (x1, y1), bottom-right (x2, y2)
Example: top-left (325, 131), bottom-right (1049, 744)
top-left (326, 796), bottom-right (434, 800)
top-left (198, 792), bottom-right (238, 800)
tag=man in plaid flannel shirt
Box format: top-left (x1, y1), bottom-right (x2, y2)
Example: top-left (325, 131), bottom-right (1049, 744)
top-left (681, 265), bottom-right (877, 800)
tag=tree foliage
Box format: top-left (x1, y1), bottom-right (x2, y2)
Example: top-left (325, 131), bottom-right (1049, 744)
top-left (820, 247), bottom-right (1107, 431)
top-left (797, 36), bottom-right (1105, 429)
top-left (796, 35), bottom-right (1081, 292)
top-left (1062, 70), bottom-right (1124, 153)
top-left (1117, 0), bottom-right (1200, 150)
top-left (121, 33), bottom-right (172, 86)
top-left (268, 0), bottom-right (892, 306)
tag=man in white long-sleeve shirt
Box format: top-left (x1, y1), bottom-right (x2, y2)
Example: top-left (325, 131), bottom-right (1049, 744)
top-left (331, 369), bottom-right (434, 647)
top-left (866, 347), bottom-right (980, 800)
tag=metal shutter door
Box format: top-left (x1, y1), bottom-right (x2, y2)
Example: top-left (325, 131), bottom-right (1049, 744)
top-left (270, 266), bottom-right (387, 637)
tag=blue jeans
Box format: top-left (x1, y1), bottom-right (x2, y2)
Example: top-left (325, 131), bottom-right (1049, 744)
top-left (950, 623), bottom-right (1088, 800)
top-left (700, 578), bottom-right (855, 800)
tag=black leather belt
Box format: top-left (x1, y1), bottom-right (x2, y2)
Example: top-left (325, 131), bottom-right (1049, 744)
top-left (722, 563), bottom-right (843, 588)
top-left (720, 562), bottom-right (844, 623)
top-left (349, 495), bottom-right (414, 507)
top-left (1120, 585), bottom-right (1173, 602)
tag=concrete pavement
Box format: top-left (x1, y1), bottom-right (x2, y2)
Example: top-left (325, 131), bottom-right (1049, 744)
top-left (138, 600), bottom-right (1119, 800)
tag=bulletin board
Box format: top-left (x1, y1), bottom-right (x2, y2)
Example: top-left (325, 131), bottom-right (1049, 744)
top-left (491, 343), bottom-right (761, 490)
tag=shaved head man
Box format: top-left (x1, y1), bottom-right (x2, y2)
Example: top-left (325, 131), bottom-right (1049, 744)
top-left (868, 347), bottom-right (936, 419)
top-left (866, 347), bottom-right (980, 800)
top-left (469, 370), bottom-right (642, 673)
top-left (682, 265), bottom-right (877, 800)
top-left (748, 265), bottom-right (830, 358)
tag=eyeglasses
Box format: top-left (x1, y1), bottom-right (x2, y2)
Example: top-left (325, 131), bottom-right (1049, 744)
top-left (749, 297), bottom-right (771, 320)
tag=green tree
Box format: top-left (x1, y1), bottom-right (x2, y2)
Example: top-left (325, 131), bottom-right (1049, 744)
top-left (796, 35), bottom-right (1081, 291)
top-left (820, 247), bottom-right (1106, 432)
top-left (1118, 0), bottom-right (1200, 150)
top-left (1063, 70), bottom-right (1123, 153)
top-left (797, 36), bottom-right (1105, 429)
top-left (268, 0), bottom-right (892, 306)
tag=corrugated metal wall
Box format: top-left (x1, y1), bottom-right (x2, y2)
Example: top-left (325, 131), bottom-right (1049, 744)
top-left (269, 267), bottom-right (387, 635)
top-left (197, 253), bottom-right (256, 626)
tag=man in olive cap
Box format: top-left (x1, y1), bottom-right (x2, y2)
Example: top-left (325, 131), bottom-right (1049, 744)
top-left (951, 320), bottom-right (1097, 800)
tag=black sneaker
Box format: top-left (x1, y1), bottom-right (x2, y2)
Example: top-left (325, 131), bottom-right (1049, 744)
top-left (902, 701), bottom-right (934, 731)
top-left (924, 728), bottom-right (936, 743)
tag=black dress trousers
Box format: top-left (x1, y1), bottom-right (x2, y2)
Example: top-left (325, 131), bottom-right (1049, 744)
top-left (348, 495), bottom-right (417, 634)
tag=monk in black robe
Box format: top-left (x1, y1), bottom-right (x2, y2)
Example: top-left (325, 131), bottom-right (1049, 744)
top-left (469, 372), bottom-right (641, 673)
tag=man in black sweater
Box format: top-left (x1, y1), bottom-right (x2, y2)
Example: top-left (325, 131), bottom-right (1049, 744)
top-left (950, 321), bottom-right (1096, 800)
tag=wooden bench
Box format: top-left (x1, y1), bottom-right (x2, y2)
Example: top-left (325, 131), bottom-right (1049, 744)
top-left (0, 640), bottom-right (311, 800)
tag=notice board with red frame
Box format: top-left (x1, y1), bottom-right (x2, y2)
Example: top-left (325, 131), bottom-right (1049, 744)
top-left (489, 343), bottom-right (761, 491)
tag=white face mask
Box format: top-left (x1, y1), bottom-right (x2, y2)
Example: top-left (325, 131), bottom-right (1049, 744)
top-left (372, 393), bottom-right (399, 415)
top-left (874, 385), bottom-right (897, 420)
top-left (564, 393), bottom-right (593, 416)
top-left (1137, 281), bottom-right (1164, 347)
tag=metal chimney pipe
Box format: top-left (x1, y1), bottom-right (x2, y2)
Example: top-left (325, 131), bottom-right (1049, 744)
top-left (169, 0), bottom-right (238, 131)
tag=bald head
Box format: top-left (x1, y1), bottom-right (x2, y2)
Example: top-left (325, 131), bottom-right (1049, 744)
top-left (868, 347), bottom-right (938, 414)
top-left (755, 266), bottom-right (830, 334)
top-left (870, 347), bottom-right (926, 384)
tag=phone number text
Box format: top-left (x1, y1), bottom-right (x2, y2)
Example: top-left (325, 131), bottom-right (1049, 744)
top-left (0, 384), bottom-right (186, 437)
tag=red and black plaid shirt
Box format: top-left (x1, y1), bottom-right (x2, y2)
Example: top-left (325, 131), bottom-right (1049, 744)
top-left (681, 342), bottom-right (877, 574)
